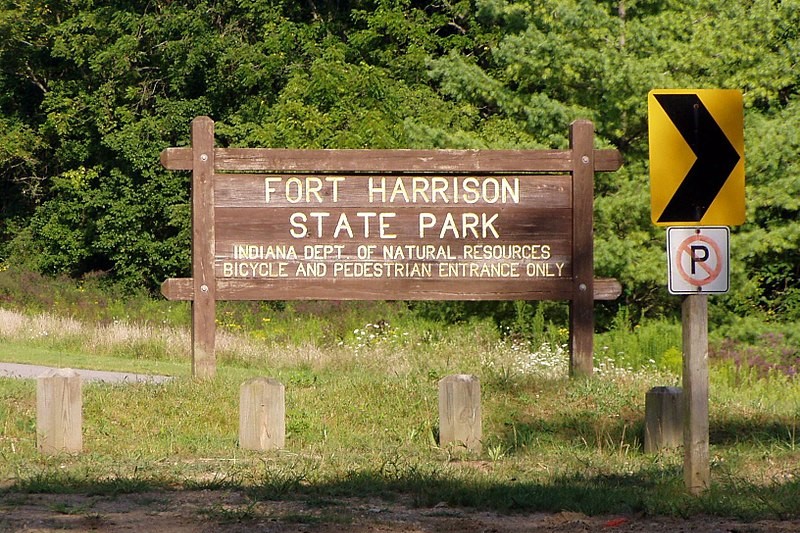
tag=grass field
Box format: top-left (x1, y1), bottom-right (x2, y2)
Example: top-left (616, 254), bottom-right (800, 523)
top-left (1, 298), bottom-right (799, 520)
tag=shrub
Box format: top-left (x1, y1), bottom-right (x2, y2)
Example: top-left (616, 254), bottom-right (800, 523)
top-left (710, 332), bottom-right (799, 379)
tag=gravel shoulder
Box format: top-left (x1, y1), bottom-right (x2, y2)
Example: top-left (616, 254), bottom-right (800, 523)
top-left (3, 491), bottom-right (800, 532)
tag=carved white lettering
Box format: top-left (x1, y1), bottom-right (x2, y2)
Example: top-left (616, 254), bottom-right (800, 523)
top-left (367, 177), bottom-right (519, 204)
top-left (289, 212), bottom-right (397, 239)
top-left (264, 176), bottom-right (344, 204)
top-left (418, 213), bottom-right (500, 239)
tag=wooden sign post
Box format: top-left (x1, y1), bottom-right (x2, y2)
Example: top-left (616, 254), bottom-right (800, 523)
top-left (650, 90), bottom-right (745, 494)
top-left (161, 117), bottom-right (622, 378)
top-left (682, 294), bottom-right (710, 494)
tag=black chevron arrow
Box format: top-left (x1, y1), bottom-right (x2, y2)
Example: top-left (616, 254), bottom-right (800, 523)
top-left (654, 93), bottom-right (741, 223)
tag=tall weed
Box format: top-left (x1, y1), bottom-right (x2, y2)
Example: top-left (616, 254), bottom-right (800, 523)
top-left (594, 310), bottom-right (682, 373)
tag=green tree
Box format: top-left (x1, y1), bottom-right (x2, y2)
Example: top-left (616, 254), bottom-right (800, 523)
top-left (1, 0), bottom-right (799, 325)
top-left (425, 0), bottom-right (800, 321)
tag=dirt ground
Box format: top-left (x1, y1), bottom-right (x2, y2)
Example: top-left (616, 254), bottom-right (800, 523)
top-left (2, 490), bottom-right (800, 533)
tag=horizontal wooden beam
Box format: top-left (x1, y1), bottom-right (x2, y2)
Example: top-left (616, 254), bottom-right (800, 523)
top-left (161, 147), bottom-right (623, 173)
top-left (161, 277), bottom-right (621, 302)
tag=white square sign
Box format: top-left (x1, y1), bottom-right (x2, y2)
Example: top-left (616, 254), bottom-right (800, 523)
top-left (667, 226), bottom-right (730, 295)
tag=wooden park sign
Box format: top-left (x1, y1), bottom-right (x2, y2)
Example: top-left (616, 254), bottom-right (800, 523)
top-left (161, 117), bottom-right (622, 378)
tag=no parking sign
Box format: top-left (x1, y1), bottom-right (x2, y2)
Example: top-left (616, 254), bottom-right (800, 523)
top-left (667, 227), bottom-right (729, 294)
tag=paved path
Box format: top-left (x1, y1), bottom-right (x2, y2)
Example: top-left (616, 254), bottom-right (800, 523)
top-left (0, 362), bottom-right (173, 384)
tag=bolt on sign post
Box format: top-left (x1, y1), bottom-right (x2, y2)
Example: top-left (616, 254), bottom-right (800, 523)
top-left (648, 89), bottom-right (744, 495)
top-left (161, 117), bottom-right (623, 379)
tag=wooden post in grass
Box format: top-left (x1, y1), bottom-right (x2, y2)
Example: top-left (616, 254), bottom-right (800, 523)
top-left (683, 294), bottom-right (710, 494)
top-left (438, 374), bottom-right (481, 452)
top-left (569, 120), bottom-right (596, 377)
top-left (644, 386), bottom-right (683, 453)
top-left (36, 369), bottom-right (82, 454)
top-left (239, 377), bottom-right (285, 451)
top-left (190, 116), bottom-right (217, 379)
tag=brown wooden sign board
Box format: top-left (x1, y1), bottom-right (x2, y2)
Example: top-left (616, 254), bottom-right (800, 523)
top-left (161, 117), bottom-right (622, 378)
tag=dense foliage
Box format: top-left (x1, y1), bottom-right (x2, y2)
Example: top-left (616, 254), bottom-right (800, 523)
top-left (1, 0), bottom-right (799, 324)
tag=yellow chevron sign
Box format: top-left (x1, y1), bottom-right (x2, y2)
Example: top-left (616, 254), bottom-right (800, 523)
top-left (648, 89), bottom-right (745, 226)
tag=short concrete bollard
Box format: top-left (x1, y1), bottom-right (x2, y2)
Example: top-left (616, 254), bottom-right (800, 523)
top-left (37, 368), bottom-right (82, 454)
top-left (239, 377), bottom-right (285, 451)
top-left (644, 386), bottom-right (683, 453)
top-left (438, 374), bottom-right (481, 452)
